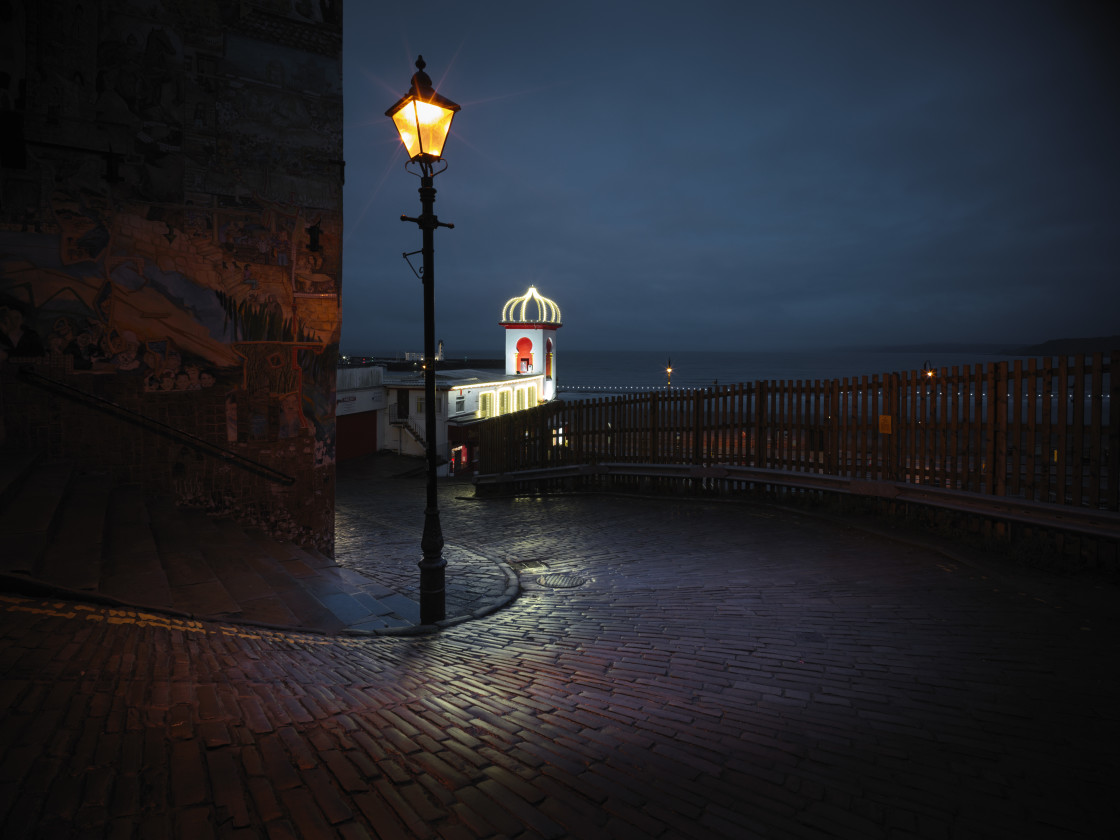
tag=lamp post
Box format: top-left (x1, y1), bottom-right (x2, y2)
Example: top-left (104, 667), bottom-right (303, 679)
top-left (386, 56), bottom-right (460, 625)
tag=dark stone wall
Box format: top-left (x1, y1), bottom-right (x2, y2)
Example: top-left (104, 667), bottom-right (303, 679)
top-left (0, 0), bottom-right (343, 553)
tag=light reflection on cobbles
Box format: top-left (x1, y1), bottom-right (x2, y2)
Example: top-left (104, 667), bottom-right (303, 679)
top-left (334, 458), bottom-right (517, 621)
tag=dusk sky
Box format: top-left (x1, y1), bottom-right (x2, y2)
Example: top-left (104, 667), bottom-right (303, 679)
top-left (340, 1), bottom-right (1117, 356)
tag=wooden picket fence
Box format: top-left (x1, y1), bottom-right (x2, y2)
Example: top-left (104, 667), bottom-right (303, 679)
top-left (476, 354), bottom-right (1119, 521)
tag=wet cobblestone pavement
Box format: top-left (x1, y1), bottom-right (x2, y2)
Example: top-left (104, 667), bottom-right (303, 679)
top-left (2, 454), bottom-right (1118, 837)
top-left (334, 458), bottom-right (517, 629)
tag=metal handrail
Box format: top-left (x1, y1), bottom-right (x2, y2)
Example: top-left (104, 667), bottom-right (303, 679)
top-left (390, 415), bottom-right (427, 447)
top-left (389, 416), bottom-right (453, 464)
top-left (15, 366), bottom-right (295, 486)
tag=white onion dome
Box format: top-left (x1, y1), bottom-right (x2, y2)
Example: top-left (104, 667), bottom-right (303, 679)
top-left (500, 286), bottom-right (562, 325)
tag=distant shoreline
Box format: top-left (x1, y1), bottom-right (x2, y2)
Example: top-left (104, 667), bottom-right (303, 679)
top-left (340, 355), bottom-right (503, 371)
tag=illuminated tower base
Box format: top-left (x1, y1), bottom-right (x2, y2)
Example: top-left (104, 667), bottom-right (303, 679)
top-left (500, 286), bottom-right (562, 402)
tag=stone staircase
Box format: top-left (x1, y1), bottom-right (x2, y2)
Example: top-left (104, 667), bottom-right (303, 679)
top-left (0, 450), bottom-right (419, 632)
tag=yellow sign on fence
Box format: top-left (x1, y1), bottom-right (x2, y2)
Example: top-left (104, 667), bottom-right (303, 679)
top-left (879, 415), bottom-right (893, 434)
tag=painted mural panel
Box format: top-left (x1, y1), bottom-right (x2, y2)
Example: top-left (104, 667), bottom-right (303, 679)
top-left (0, 0), bottom-right (343, 552)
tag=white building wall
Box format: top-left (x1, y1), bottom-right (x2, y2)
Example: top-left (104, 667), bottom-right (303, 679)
top-left (378, 387), bottom-right (451, 474)
top-left (336, 366), bottom-right (387, 416)
top-left (503, 327), bottom-right (558, 400)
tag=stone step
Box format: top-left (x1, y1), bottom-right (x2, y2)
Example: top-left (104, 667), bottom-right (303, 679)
top-left (197, 519), bottom-right (291, 623)
top-left (37, 471), bottom-right (112, 591)
top-left (146, 497), bottom-right (241, 618)
top-left (0, 460), bottom-right (72, 574)
top-left (148, 502), bottom-right (366, 631)
top-left (99, 484), bottom-right (173, 609)
top-left (244, 526), bottom-right (336, 570)
top-left (0, 448), bottom-right (40, 510)
top-left (0, 459), bottom-right (414, 633)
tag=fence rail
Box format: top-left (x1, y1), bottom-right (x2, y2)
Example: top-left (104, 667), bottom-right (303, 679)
top-left (476, 354), bottom-right (1120, 520)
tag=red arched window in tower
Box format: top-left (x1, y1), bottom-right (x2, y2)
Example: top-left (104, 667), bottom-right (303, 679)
top-left (545, 338), bottom-right (554, 379)
top-left (516, 337), bottom-right (533, 373)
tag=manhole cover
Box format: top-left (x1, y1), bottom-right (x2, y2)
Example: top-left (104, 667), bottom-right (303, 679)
top-left (536, 573), bottom-right (587, 588)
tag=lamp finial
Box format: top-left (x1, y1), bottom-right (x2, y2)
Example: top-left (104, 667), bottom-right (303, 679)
top-left (411, 56), bottom-right (433, 93)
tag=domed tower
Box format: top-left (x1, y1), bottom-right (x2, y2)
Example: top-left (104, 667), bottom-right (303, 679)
top-left (500, 286), bottom-right (562, 401)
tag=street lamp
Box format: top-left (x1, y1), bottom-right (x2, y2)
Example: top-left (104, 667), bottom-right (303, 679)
top-left (920, 359), bottom-right (935, 423)
top-left (386, 56), bottom-right (460, 625)
top-left (918, 360), bottom-right (936, 483)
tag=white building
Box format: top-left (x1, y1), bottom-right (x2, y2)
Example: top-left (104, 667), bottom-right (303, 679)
top-left (338, 286), bottom-right (563, 474)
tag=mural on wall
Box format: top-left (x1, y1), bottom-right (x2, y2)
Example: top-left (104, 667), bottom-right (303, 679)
top-left (228, 341), bottom-right (337, 462)
top-left (0, 0), bottom-right (343, 546)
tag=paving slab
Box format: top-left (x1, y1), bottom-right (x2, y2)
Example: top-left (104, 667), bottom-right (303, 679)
top-left (169, 580), bottom-right (241, 616)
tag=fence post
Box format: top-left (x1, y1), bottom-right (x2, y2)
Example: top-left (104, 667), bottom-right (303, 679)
top-left (1071, 354), bottom-right (1086, 508)
top-left (823, 380), bottom-right (834, 474)
top-left (1107, 351), bottom-right (1120, 512)
top-left (756, 381), bottom-right (767, 468)
top-left (692, 390), bottom-right (703, 464)
top-left (884, 373), bottom-right (896, 481)
top-left (994, 361), bottom-right (1008, 498)
top-left (537, 405), bottom-right (548, 470)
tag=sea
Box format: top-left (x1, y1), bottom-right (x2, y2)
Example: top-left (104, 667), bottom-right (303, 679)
top-left (549, 348), bottom-right (1027, 398)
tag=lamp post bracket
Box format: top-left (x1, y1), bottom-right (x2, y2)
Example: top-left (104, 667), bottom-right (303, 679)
top-left (402, 250), bottom-right (424, 281)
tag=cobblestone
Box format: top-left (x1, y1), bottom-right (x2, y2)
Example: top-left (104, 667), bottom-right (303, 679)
top-left (2, 455), bottom-right (1120, 836)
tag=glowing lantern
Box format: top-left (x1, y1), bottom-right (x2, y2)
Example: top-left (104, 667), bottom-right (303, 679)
top-left (385, 56), bottom-right (460, 163)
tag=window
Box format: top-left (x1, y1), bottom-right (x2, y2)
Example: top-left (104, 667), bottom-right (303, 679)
top-left (516, 389), bottom-right (526, 411)
top-left (416, 398), bottom-right (424, 415)
top-left (528, 386), bottom-right (537, 406)
top-left (455, 395), bottom-right (465, 413)
top-left (479, 393), bottom-right (493, 418)
top-left (499, 390), bottom-right (511, 415)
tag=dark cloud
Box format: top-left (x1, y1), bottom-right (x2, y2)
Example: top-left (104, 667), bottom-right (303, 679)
top-left (342, 1), bottom-right (1119, 354)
